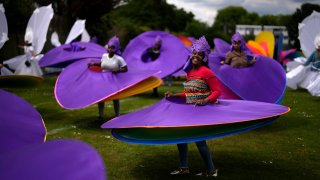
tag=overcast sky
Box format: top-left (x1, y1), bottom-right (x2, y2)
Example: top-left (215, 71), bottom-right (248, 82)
top-left (167, 0), bottom-right (320, 26)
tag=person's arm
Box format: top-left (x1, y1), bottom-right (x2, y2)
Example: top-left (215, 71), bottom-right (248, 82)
top-left (224, 52), bottom-right (232, 64)
top-left (304, 51), bottom-right (315, 66)
top-left (31, 49), bottom-right (36, 57)
top-left (165, 91), bottom-right (185, 98)
top-left (113, 65), bottom-right (128, 73)
top-left (206, 76), bottom-right (221, 102)
top-left (113, 56), bottom-right (128, 73)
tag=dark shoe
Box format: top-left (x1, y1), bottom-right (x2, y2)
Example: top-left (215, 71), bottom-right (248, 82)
top-left (196, 169), bottom-right (218, 177)
top-left (170, 167), bottom-right (190, 175)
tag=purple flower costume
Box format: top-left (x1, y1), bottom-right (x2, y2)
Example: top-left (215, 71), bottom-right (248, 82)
top-left (0, 89), bottom-right (106, 180)
top-left (55, 36), bottom-right (162, 109)
top-left (102, 37), bottom-right (290, 145)
top-left (39, 42), bottom-right (106, 68)
top-left (211, 33), bottom-right (287, 103)
top-left (123, 31), bottom-right (189, 78)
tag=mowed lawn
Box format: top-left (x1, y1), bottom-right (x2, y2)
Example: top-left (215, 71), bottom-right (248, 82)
top-left (3, 76), bottom-right (320, 180)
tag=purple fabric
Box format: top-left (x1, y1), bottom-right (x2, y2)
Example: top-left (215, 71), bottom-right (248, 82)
top-left (213, 38), bottom-right (231, 54)
top-left (230, 32), bottom-right (250, 53)
top-left (208, 54), bottom-right (286, 103)
top-left (0, 139), bottom-right (106, 180)
top-left (0, 89), bottom-right (46, 154)
top-left (171, 68), bottom-right (186, 76)
top-left (102, 98), bottom-right (289, 128)
top-left (191, 36), bottom-right (211, 62)
top-left (39, 42), bottom-right (106, 68)
top-left (108, 36), bottom-right (122, 56)
top-left (188, 37), bottom-right (196, 43)
top-left (55, 60), bottom-right (160, 109)
top-left (123, 31), bottom-right (189, 78)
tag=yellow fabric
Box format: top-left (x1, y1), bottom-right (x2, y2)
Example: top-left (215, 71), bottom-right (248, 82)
top-left (103, 76), bottom-right (162, 101)
top-left (41, 118), bottom-right (47, 142)
top-left (255, 31), bottom-right (275, 58)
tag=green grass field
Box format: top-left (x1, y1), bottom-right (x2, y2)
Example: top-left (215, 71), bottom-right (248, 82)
top-left (3, 76), bottom-right (320, 180)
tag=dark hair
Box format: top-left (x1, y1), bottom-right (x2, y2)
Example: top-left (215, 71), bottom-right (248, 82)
top-left (202, 60), bottom-right (209, 68)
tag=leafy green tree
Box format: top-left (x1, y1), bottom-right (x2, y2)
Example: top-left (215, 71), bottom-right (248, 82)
top-left (0, 0), bottom-right (34, 59)
top-left (259, 15), bottom-right (278, 25)
top-left (184, 19), bottom-right (208, 39)
top-left (105, 0), bottom-right (195, 46)
top-left (213, 6), bottom-right (248, 37)
top-left (287, 3), bottom-right (320, 49)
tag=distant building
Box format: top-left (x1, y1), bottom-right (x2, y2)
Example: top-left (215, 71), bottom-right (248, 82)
top-left (236, 24), bottom-right (289, 45)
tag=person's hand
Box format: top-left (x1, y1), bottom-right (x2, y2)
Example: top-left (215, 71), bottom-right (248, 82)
top-left (249, 56), bottom-right (256, 65)
top-left (0, 64), bottom-right (3, 68)
top-left (165, 91), bottom-right (173, 98)
top-left (220, 61), bottom-right (225, 65)
top-left (195, 98), bottom-right (209, 106)
top-left (88, 62), bottom-right (94, 67)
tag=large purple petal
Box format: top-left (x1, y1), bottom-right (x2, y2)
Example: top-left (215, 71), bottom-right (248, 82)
top-left (55, 60), bottom-right (161, 109)
top-left (0, 140), bottom-right (106, 180)
top-left (123, 31), bottom-right (189, 78)
top-left (39, 42), bottom-right (106, 68)
top-left (102, 98), bottom-right (289, 128)
top-left (209, 54), bottom-right (286, 103)
top-left (0, 89), bottom-right (46, 154)
top-left (213, 38), bottom-right (231, 54)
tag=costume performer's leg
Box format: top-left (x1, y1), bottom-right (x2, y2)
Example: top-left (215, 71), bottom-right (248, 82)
top-left (98, 102), bottom-right (105, 119)
top-left (177, 143), bottom-right (188, 168)
top-left (113, 99), bottom-right (120, 117)
top-left (196, 141), bottom-right (215, 171)
top-left (152, 88), bottom-right (159, 97)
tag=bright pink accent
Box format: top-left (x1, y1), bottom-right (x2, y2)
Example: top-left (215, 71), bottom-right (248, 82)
top-left (217, 80), bottom-right (241, 99)
top-left (88, 66), bottom-right (103, 72)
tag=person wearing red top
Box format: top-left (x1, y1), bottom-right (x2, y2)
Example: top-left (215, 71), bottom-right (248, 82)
top-left (165, 36), bottom-right (220, 177)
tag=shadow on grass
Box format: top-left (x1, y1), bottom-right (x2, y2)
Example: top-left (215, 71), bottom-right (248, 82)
top-left (73, 116), bottom-right (108, 130)
top-left (129, 150), bottom-right (316, 180)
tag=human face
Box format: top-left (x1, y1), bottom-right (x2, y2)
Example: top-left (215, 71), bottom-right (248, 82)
top-left (233, 40), bottom-right (241, 51)
top-left (191, 50), bottom-right (205, 66)
top-left (107, 45), bottom-right (116, 55)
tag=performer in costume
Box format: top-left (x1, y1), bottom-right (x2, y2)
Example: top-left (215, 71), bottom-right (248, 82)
top-left (305, 34), bottom-right (320, 96)
top-left (141, 35), bottom-right (162, 62)
top-left (287, 33), bottom-right (320, 91)
top-left (165, 36), bottom-right (219, 177)
top-left (141, 35), bottom-right (162, 96)
top-left (88, 36), bottom-right (127, 120)
top-left (102, 36), bottom-right (290, 177)
top-left (210, 32), bottom-right (286, 103)
top-left (221, 32), bottom-right (256, 67)
top-left (13, 41), bottom-right (43, 76)
top-left (123, 30), bottom-right (189, 95)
